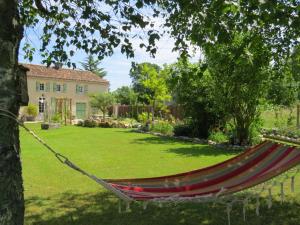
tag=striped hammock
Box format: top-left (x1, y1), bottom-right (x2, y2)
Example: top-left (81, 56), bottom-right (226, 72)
top-left (106, 141), bottom-right (300, 202)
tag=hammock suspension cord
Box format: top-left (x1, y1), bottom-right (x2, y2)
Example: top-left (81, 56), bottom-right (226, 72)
top-left (0, 109), bottom-right (133, 202)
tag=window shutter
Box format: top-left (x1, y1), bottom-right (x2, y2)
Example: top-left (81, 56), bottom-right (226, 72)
top-left (53, 82), bottom-right (56, 92)
top-left (84, 85), bottom-right (88, 94)
top-left (76, 84), bottom-right (79, 93)
top-left (36, 81), bottom-right (40, 92)
top-left (63, 83), bottom-right (67, 93)
top-left (46, 82), bottom-right (50, 92)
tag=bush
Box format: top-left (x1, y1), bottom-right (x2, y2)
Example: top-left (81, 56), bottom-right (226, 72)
top-left (83, 119), bottom-right (97, 127)
top-left (208, 131), bottom-right (229, 144)
top-left (138, 112), bottom-right (152, 124)
top-left (26, 104), bottom-right (38, 117)
top-left (173, 124), bottom-right (194, 137)
top-left (150, 121), bottom-right (173, 135)
top-left (51, 113), bottom-right (61, 123)
top-left (98, 121), bottom-right (112, 128)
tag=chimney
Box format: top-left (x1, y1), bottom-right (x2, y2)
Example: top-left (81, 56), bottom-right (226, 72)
top-left (54, 62), bottom-right (63, 70)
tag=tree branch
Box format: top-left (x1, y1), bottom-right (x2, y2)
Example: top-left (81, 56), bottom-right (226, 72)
top-left (34, 0), bottom-right (50, 15)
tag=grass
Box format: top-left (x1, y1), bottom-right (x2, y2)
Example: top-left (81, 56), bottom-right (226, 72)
top-left (21, 124), bottom-right (300, 225)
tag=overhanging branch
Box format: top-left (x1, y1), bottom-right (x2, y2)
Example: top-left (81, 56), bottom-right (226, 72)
top-left (34, 0), bottom-right (50, 15)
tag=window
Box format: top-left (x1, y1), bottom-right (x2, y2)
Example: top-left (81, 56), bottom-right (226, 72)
top-left (76, 85), bottom-right (84, 94)
top-left (39, 83), bottom-right (45, 91)
top-left (38, 97), bottom-right (45, 113)
top-left (56, 84), bottom-right (62, 92)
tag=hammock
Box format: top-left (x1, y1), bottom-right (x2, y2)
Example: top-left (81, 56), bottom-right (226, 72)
top-left (105, 141), bottom-right (300, 202)
top-left (1, 109), bottom-right (300, 224)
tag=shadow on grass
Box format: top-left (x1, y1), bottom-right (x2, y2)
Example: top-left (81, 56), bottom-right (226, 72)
top-left (132, 136), bottom-right (241, 157)
top-left (132, 136), bottom-right (200, 145)
top-left (166, 146), bottom-right (239, 157)
top-left (25, 191), bottom-right (300, 225)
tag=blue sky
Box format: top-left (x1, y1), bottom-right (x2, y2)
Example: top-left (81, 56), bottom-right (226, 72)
top-left (19, 18), bottom-right (202, 91)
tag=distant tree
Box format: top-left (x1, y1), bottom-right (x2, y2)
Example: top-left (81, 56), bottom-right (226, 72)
top-left (139, 64), bottom-right (171, 121)
top-left (129, 62), bottom-right (161, 104)
top-left (90, 93), bottom-right (115, 120)
top-left (113, 86), bottom-right (137, 105)
top-left (81, 55), bottom-right (107, 78)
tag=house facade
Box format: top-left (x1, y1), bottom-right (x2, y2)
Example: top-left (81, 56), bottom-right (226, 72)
top-left (23, 64), bottom-right (109, 120)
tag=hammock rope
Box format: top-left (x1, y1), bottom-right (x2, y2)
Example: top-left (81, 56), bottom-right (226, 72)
top-left (1, 108), bottom-right (300, 225)
top-left (0, 109), bottom-right (133, 202)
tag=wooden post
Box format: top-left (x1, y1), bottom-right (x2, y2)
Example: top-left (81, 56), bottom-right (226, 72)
top-left (69, 99), bottom-right (72, 124)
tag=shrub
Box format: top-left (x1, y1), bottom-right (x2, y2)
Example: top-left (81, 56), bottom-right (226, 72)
top-left (98, 121), bottom-right (112, 128)
top-left (173, 124), bottom-right (194, 137)
top-left (26, 104), bottom-right (38, 117)
top-left (51, 113), bottom-right (61, 123)
top-left (150, 121), bottom-right (173, 135)
top-left (76, 120), bottom-right (84, 126)
top-left (208, 131), bottom-right (229, 144)
top-left (83, 119), bottom-right (97, 127)
top-left (138, 112), bottom-right (152, 124)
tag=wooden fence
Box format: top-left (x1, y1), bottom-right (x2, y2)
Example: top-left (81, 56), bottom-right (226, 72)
top-left (109, 104), bottom-right (184, 120)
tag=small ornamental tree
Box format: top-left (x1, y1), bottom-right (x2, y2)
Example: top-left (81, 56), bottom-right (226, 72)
top-left (90, 93), bottom-right (115, 121)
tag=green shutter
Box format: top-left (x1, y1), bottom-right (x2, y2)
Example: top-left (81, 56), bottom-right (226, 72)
top-left (75, 84), bottom-right (79, 93)
top-left (63, 83), bottom-right (67, 93)
top-left (84, 85), bottom-right (88, 94)
top-left (46, 82), bottom-right (50, 92)
top-left (53, 82), bottom-right (56, 92)
top-left (36, 81), bottom-right (40, 92)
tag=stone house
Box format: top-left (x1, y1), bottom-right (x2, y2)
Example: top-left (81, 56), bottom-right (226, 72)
top-left (22, 64), bottom-right (109, 120)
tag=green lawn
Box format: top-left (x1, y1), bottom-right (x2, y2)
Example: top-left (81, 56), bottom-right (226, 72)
top-left (21, 124), bottom-right (300, 225)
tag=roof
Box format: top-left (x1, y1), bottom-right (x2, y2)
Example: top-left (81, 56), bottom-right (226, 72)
top-left (22, 63), bottom-right (109, 84)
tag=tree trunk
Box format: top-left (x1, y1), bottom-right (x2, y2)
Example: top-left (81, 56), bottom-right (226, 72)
top-left (151, 101), bottom-right (155, 123)
top-left (0, 0), bottom-right (25, 224)
top-left (236, 124), bottom-right (250, 146)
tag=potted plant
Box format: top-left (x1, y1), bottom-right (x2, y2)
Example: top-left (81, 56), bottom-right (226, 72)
top-left (25, 104), bottom-right (38, 121)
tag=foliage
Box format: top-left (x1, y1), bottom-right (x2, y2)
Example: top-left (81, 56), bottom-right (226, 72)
top-left (150, 120), bottom-right (174, 136)
top-left (20, 0), bottom-right (161, 66)
top-left (137, 112), bottom-right (153, 124)
top-left (80, 55), bottom-right (107, 77)
top-left (167, 60), bottom-right (225, 138)
top-left (208, 131), bottom-right (228, 144)
top-left (206, 32), bottom-right (271, 145)
top-left (51, 113), bottom-right (62, 123)
top-left (130, 62), bottom-right (161, 104)
top-left (83, 119), bottom-right (97, 128)
top-left (164, 0), bottom-right (300, 62)
top-left (113, 86), bottom-right (137, 105)
top-left (90, 93), bottom-right (115, 120)
top-left (98, 121), bottom-right (112, 128)
top-left (173, 123), bottom-right (194, 137)
top-left (140, 64), bottom-right (171, 121)
top-left (26, 104), bottom-right (38, 117)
